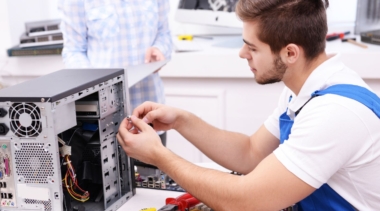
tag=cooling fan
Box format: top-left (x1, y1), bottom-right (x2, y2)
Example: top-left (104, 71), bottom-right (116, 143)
top-left (9, 103), bottom-right (42, 137)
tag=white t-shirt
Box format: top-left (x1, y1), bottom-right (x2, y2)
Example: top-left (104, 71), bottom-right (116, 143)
top-left (264, 54), bottom-right (380, 210)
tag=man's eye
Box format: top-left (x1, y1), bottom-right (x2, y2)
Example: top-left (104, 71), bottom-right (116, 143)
top-left (249, 48), bottom-right (256, 52)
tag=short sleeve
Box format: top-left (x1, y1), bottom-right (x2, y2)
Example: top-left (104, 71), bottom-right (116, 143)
top-left (264, 87), bottom-right (291, 140)
top-left (273, 95), bottom-right (374, 188)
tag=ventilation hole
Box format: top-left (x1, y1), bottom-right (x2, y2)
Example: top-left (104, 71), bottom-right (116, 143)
top-left (15, 143), bottom-right (54, 184)
top-left (24, 198), bottom-right (52, 211)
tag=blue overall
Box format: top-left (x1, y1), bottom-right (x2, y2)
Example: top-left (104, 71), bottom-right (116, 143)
top-left (279, 84), bottom-right (380, 211)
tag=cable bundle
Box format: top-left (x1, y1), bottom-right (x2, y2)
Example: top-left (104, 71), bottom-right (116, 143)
top-left (62, 155), bottom-right (90, 202)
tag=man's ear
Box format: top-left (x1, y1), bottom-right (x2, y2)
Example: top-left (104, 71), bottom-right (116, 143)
top-left (281, 44), bottom-right (300, 65)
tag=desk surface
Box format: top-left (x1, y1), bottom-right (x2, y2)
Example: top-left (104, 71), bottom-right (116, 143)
top-left (118, 162), bottom-right (228, 210)
top-left (119, 188), bottom-right (183, 211)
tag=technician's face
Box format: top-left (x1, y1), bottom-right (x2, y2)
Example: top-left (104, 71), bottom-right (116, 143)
top-left (239, 21), bottom-right (287, 85)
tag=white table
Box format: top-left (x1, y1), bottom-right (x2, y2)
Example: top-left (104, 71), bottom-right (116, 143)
top-left (118, 163), bottom-right (229, 210)
top-left (119, 189), bottom-right (183, 211)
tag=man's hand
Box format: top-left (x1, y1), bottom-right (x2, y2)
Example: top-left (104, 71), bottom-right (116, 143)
top-left (117, 115), bottom-right (166, 165)
top-left (144, 47), bottom-right (166, 72)
top-left (132, 101), bottom-right (185, 132)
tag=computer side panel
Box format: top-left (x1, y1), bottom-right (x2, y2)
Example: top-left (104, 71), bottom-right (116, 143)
top-left (97, 79), bottom-right (134, 211)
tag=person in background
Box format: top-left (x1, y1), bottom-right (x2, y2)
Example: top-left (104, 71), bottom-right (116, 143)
top-left (116, 0), bottom-right (380, 210)
top-left (58, 0), bottom-right (172, 145)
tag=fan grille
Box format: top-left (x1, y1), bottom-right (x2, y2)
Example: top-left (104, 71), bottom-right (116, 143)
top-left (9, 103), bottom-right (42, 137)
top-left (15, 143), bottom-right (54, 184)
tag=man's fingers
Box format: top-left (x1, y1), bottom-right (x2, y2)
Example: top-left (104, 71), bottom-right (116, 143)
top-left (145, 48), bottom-right (165, 63)
top-left (119, 117), bottom-right (134, 131)
top-left (144, 48), bottom-right (153, 63)
top-left (152, 50), bottom-right (165, 61)
top-left (132, 101), bottom-right (157, 120)
top-left (157, 52), bottom-right (165, 61)
top-left (117, 117), bottom-right (137, 142)
top-left (119, 118), bottom-right (129, 131)
top-left (150, 51), bottom-right (158, 62)
top-left (130, 115), bottom-right (152, 132)
top-left (141, 108), bottom-right (163, 125)
top-left (117, 131), bottom-right (127, 150)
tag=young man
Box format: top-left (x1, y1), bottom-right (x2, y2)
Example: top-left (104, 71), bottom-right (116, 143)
top-left (117, 0), bottom-right (380, 210)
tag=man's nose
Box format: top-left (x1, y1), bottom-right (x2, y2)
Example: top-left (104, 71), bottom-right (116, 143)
top-left (239, 45), bottom-right (249, 59)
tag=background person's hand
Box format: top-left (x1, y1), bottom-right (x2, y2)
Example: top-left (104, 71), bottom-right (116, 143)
top-left (133, 101), bottom-right (184, 132)
top-left (117, 115), bottom-right (165, 165)
top-left (144, 47), bottom-right (166, 72)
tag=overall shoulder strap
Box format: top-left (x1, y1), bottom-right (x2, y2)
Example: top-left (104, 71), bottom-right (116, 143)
top-left (312, 84), bottom-right (380, 118)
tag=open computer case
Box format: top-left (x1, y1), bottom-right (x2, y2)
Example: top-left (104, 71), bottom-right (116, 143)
top-left (0, 68), bottom-right (135, 211)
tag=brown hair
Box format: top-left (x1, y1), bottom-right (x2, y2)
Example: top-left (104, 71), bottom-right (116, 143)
top-left (236, 0), bottom-right (329, 60)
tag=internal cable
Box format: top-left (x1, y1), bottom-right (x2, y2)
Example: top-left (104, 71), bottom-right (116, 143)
top-left (62, 155), bottom-right (90, 202)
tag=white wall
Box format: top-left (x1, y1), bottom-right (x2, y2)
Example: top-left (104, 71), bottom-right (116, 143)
top-left (326, 0), bottom-right (358, 33)
top-left (6, 0), bottom-right (61, 46)
top-left (0, 0), bottom-right (359, 57)
top-left (0, 0), bottom-right (11, 57)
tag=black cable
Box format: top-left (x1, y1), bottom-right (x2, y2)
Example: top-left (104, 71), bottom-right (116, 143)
top-left (67, 127), bottom-right (81, 146)
top-left (63, 193), bottom-right (67, 211)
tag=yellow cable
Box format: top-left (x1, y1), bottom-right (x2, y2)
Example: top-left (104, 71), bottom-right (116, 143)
top-left (64, 169), bottom-right (89, 202)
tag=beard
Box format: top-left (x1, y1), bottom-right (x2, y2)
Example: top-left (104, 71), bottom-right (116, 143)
top-left (255, 56), bottom-right (287, 85)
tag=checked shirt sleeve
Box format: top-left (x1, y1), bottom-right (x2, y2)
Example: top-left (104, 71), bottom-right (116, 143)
top-left (152, 0), bottom-right (173, 60)
top-left (58, 0), bottom-right (91, 68)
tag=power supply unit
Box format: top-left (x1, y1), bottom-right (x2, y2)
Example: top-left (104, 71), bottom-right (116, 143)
top-left (0, 68), bottom-right (135, 211)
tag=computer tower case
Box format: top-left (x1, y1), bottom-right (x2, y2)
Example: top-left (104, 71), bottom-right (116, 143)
top-left (0, 68), bottom-right (135, 211)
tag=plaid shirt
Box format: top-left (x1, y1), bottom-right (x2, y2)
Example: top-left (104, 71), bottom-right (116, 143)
top-left (59, 0), bottom-right (172, 110)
